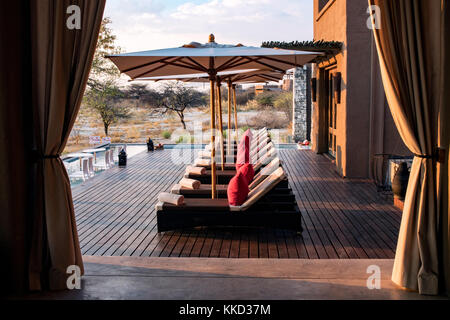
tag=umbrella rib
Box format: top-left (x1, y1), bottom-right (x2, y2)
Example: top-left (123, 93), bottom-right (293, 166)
top-left (122, 56), bottom-right (173, 73)
top-left (184, 57), bottom-right (208, 72)
top-left (132, 57), bottom-right (186, 79)
top-left (231, 56), bottom-right (285, 72)
top-left (256, 74), bottom-right (281, 82)
top-left (262, 55), bottom-right (305, 68)
top-left (216, 56), bottom-right (245, 72)
top-left (163, 60), bottom-right (206, 72)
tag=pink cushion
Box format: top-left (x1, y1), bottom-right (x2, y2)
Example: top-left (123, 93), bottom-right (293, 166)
top-left (236, 135), bottom-right (250, 170)
top-left (238, 163), bottom-right (254, 184)
top-left (243, 129), bottom-right (253, 142)
top-left (227, 170), bottom-right (250, 206)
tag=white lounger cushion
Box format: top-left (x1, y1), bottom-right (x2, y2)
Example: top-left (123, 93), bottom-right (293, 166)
top-left (194, 158), bottom-right (211, 167)
top-left (230, 167), bottom-right (286, 212)
top-left (185, 165), bottom-right (206, 175)
top-left (251, 141), bottom-right (273, 163)
top-left (250, 137), bottom-right (269, 154)
top-left (180, 178), bottom-right (201, 190)
top-left (253, 147), bottom-right (276, 171)
top-left (198, 150), bottom-right (211, 158)
top-left (171, 178), bottom-right (201, 194)
top-left (249, 157), bottom-right (281, 190)
top-left (158, 192), bottom-right (184, 206)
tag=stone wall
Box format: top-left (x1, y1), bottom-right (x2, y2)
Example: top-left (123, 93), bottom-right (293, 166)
top-left (292, 65), bottom-right (312, 142)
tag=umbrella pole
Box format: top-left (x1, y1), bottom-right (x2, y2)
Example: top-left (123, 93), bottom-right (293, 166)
top-left (227, 80), bottom-right (232, 159)
top-left (209, 78), bottom-right (217, 199)
top-left (216, 81), bottom-right (225, 171)
top-left (233, 84), bottom-right (238, 142)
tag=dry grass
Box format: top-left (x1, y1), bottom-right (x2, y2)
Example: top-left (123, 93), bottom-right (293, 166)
top-left (246, 111), bottom-right (288, 129)
top-left (126, 127), bottom-right (141, 140)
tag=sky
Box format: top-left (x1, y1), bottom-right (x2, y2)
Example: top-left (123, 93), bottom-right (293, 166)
top-left (103, 0), bottom-right (314, 53)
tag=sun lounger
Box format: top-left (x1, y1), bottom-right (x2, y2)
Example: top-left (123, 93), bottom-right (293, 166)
top-left (156, 167), bottom-right (302, 232)
top-left (172, 157), bottom-right (291, 198)
top-left (187, 146), bottom-right (277, 183)
top-left (194, 141), bottom-right (274, 170)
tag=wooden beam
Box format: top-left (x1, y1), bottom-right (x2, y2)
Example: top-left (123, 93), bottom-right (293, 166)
top-left (233, 84), bottom-right (238, 142)
top-left (216, 81), bottom-right (225, 171)
top-left (210, 78), bottom-right (217, 198)
top-left (227, 80), bottom-right (232, 158)
top-left (209, 57), bottom-right (217, 199)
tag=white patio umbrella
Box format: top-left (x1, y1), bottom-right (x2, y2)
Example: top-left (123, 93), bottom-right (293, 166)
top-left (107, 35), bottom-right (321, 198)
top-left (135, 69), bottom-right (286, 167)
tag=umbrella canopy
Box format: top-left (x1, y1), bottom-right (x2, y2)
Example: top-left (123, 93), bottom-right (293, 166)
top-left (107, 35), bottom-right (321, 79)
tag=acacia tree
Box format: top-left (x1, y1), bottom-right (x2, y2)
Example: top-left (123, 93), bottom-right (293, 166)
top-left (154, 82), bottom-right (204, 129)
top-left (88, 17), bottom-right (121, 86)
top-left (126, 83), bottom-right (159, 108)
top-left (85, 80), bottom-right (129, 136)
top-left (84, 17), bottom-right (129, 136)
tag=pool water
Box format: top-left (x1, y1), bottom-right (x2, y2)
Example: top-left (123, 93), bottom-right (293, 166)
top-left (64, 144), bottom-right (147, 187)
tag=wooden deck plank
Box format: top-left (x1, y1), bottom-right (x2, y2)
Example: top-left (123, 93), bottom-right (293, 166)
top-left (73, 148), bottom-right (401, 259)
top-left (280, 150), bottom-right (394, 259)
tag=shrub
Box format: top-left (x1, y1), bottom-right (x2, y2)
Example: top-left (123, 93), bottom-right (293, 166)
top-left (240, 125), bottom-right (250, 132)
top-left (246, 111), bottom-right (288, 129)
top-left (274, 92), bottom-right (293, 121)
top-left (162, 130), bottom-right (171, 139)
top-left (255, 92), bottom-right (277, 107)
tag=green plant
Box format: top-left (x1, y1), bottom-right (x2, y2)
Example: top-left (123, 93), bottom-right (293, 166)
top-left (240, 125), bottom-right (249, 132)
top-left (162, 130), bottom-right (171, 139)
top-left (274, 92), bottom-right (293, 121)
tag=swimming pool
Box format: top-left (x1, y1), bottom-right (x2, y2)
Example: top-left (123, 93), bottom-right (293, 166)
top-left (64, 144), bottom-right (147, 187)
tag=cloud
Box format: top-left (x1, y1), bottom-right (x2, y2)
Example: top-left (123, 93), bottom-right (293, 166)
top-left (104, 0), bottom-right (313, 52)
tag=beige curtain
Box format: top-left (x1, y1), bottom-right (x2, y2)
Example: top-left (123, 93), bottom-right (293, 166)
top-left (369, 0), bottom-right (449, 295)
top-left (28, 0), bottom-right (105, 290)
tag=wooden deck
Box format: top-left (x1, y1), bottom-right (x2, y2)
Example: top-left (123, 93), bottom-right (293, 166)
top-left (72, 148), bottom-right (402, 259)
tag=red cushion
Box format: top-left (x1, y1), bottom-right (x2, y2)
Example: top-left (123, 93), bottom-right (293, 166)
top-left (238, 163), bottom-right (254, 184)
top-left (243, 129), bottom-right (253, 142)
top-left (236, 135), bottom-right (250, 170)
top-left (227, 170), bottom-right (250, 206)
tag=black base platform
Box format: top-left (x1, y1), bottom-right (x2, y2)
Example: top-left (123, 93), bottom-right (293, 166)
top-left (156, 194), bottom-right (302, 233)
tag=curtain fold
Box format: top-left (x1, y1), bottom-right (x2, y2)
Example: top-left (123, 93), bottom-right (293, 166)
top-left (28, 0), bottom-right (105, 290)
top-left (369, 0), bottom-right (449, 295)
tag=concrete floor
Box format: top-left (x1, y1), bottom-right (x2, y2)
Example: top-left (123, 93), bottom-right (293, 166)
top-left (14, 256), bottom-right (447, 300)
